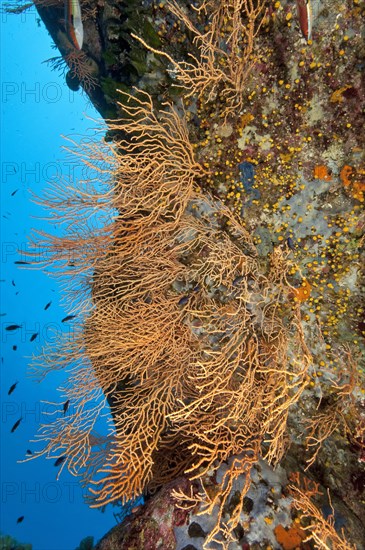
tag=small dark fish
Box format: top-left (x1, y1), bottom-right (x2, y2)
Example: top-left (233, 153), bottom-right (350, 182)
top-left (26, 449), bottom-right (32, 455)
top-left (11, 417), bottom-right (22, 433)
top-left (63, 399), bottom-right (70, 415)
top-left (54, 456), bottom-right (67, 467)
top-left (5, 324), bottom-right (21, 331)
top-left (12, 345), bottom-right (17, 351)
top-left (0, 313), bottom-right (6, 316)
top-left (16, 516), bottom-right (24, 524)
top-left (8, 381), bottom-right (18, 395)
top-left (233, 275), bottom-right (244, 286)
top-left (44, 301), bottom-right (52, 310)
top-left (61, 315), bottom-right (76, 323)
top-left (14, 261), bottom-right (30, 265)
top-left (11, 280), bottom-right (16, 286)
top-left (178, 296), bottom-right (189, 306)
top-left (30, 332), bottom-right (38, 342)
top-left (11, 189), bottom-right (19, 196)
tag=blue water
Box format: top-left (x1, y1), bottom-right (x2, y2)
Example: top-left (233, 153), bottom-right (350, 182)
top-left (1, 7), bottom-right (115, 550)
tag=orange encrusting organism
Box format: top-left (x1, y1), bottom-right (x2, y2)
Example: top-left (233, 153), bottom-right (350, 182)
top-left (314, 165), bottom-right (332, 181)
top-left (340, 165), bottom-right (365, 202)
top-left (340, 165), bottom-right (353, 187)
top-left (292, 279), bottom-right (311, 302)
top-left (352, 180), bottom-right (365, 202)
top-left (330, 85), bottom-right (351, 103)
top-left (274, 523), bottom-right (308, 550)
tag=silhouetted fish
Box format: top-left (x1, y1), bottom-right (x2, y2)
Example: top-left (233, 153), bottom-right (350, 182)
top-left (61, 315), bottom-right (76, 323)
top-left (11, 280), bottom-right (16, 287)
top-left (26, 449), bottom-right (32, 455)
top-left (54, 456), bottom-right (67, 467)
top-left (44, 301), bottom-right (52, 310)
top-left (5, 325), bottom-right (21, 331)
top-left (11, 189), bottom-right (19, 196)
top-left (14, 261), bottom-right (30, 265)
top-left (12, 345), bottom-right (17, 351)
top-left (16, 516), bottom-right (24, 524)
top-left (8, 381), bottom-right (18, 395)
top-left (11, 417), bottom-right (22, 433)
top-left (63, 399), bottom-right (70, 415)
top-left (30, 333), bottom-right (38, 342)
